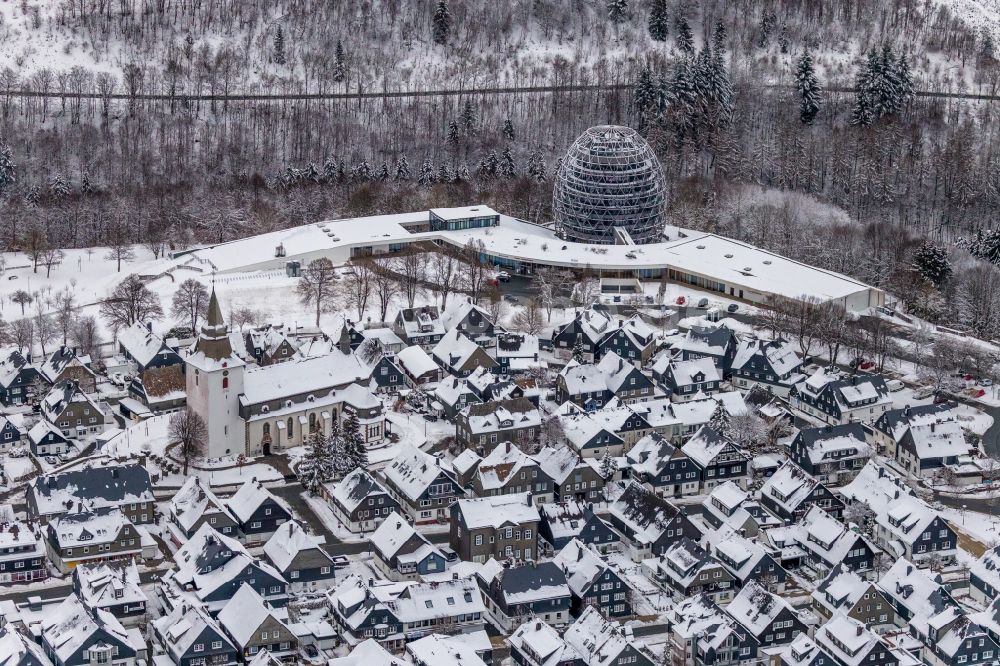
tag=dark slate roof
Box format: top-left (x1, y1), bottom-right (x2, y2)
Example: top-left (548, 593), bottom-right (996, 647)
top-left (875, 403), bottom-right (952, 434)
top-left (498, 561), bottom-right (570, 597)
top-left (796, 422), bottom-right (867, 448)
top-left (30, 463), bottom-right (153, 511)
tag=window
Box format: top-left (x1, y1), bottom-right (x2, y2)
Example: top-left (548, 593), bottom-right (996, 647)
top-left (194, 644), bottom-right (205, 652)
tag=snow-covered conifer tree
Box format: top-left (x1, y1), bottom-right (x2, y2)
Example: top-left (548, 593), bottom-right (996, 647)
top-left (796, 50), bottom-right (821, 125)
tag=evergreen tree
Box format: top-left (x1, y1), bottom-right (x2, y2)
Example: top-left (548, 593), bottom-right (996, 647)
top-left (343, 411), bottom-right (368, 471)
top-left (437, 164), bottom-right (453, 183)
top-left (895, 53), bottom-right (914, 110)
top-left (447, 119), bottom-right (461, 148)
top-left (598, 448), bottom-right (618, 480)
top-left (648, 0), bottom-right (668, 42)
top-left (322, 158), bottom-right (337, 183)
top-left (502, 118), bottom-right (515, 142)
top-left (871, 45), bottom-right (898, 118)
top-left (418, 158), bottom-right (436, 186)
top-left (913, 242), bottom-right (952, 287)
top-left (376, 161), bottom-right (390, 181)
top-left (849, 50), bottom-right (877, 127)
top-left (476, 150), bottom-right (499, 184)
top-left (498, 147), bottom-right (518, 180)
top-left (432, 1), bottom-right (452, 46)
top-left (703, 44), bottom-right (734, 121)
top-left (525, 150), bottom-right (547, 183)
top-left (607, 0), bottom-right (628, 24)
top-left (572, 340), bottom-right (586, 363)
top-left (708, 402), bottom-right (730, 436)
top-left (456, 163), bottom-right (471, 182)
top-left (633, 65), bottom-right (658, 131)
top-left (298, 432), bottom-right (330, 495)
top-left (0, 140), bottom-right (16, 198)
top-left (675, 16), bottom-right (695, 54)
top-left (333, 39), bottom-right (347, 83)
top-left (394, 155), bottom-right (412, 181)
top-left (667, 56), bottom-right (700, 144)
top-left (352, 160), bottom-right (373, 181)
top-left (796, 50), bottom-right (822, 125)
top-left (461, 100), bottom-right (477, 135)
top-left (273, 25), bottom-right (286, 65)
top-left (777, 23), bottom-right (789, 53)
top-left (966, 229), bottom-right (1000, 265)
top-left (712, 21), bottom-right (727, 57)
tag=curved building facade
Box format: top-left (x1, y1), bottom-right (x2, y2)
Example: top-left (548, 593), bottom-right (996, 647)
top-left (553, 125), bottom-right (667, 245)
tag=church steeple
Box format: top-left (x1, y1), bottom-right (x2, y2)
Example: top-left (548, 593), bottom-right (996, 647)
top-left (193, 287), bottom-right (234, 361)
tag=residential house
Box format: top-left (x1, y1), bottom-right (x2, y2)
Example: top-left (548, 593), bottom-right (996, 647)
top-left (912, 610), bottom-right (998, 666)
top-left (597, 316), bottom-right (658, 367)
top-left (701, 481), bottom-right (781, 537)
top-left (607, 482), bottom-right (701, 561)
top-left (556, 353), bottom-right (655, 409)
top-left (553, 539), bottom-right (634, 618)
top-left (27, 420), bottom-right (69, 458)
top-left (117, 322), bottom-right (184, 372)
top-left (151, 602), bottom-right (239, 666)
top-left (456, 398), bottom-right (542, 454)
top-left (72, 560), bottom-right (148, 626)
top-left (406, 634), bottom-right (491, 666)
top-left (129, 364), bottom-right (187, 413)
top-left (393, 306), bottom-right (446, 350)
top-left (681, 426), bottom-right (750, 492)
top-left (725, 581), bottom-right (807, 649)
top-left (871, 403), bottom-right (956, 460)
top-left (0, 415), bottom-right (23, 451)
top-left (895, 418), bottom-right (969, 479)
top-left (707, 528), bottom-right (787, 593)
top-left (789, 370), bottom-right (892, 425)
top-left (223, 479), bottom-right (292, 544)
top-left (441, 299), bottom-right (497, 346)
top-left (324, 468), bottom-right (401, 534)
top-left (779, 505), bottom-right (879, 579)
top-left (469, 443), bottom-right (554, 503)
top-left (664, 594), bottom-right (758, 666)
top-left (244, 327), bottom-right (299, 366)
top-left (477, 559), bottom-right (572, 631)
top-left (380, 443), bottom-right (464, 524)
top-left (329, 573), bottom-right (486, 650)
top-left (627, 433), bottom-right (702, 498)
top-left (762, 635), bottom-right (834, 666)
top-left (45, 508), bottom-right (151, 573)
top-left (0, 506), bottom-right (47, 584)
top-left (162, 524), bottom-right (288, 612)
top-left (811, 564), bottom-right (896, 631)
top-left (658, 357), bottom-right (723, 402)
top-left (0, 349), bottom-right (45, 406)
top-left (38, 347), bottom-right (97, 395)
top-left (166, 476), bottom-right (239, 544)
top-left (449, 493), bottom-right (540, 563)
top-left (730, 338), bottom-right (803, 398)
top-left (814, 616), bottom-right (902, 666)
top-left (564, 607), bottom-right (656, 666)
top-left (878, 557), bottom-right (958, 626)
top-left (396, 346), bottom-right (442, 386)
top-left (356, 340), bottom-right (407, 393)
top-left (788, 424), bottom-right (872, 486)
top-left (262, 520), bottom-right (336, 590)
top-left (508, 620), bottom-right (585, 666)
top-left (552, 308), bottom-right (615, 362)
top-left (39, 380), bottom-right (111, 440)
top-left (758, 461), bottom-right (844, 522)
top-left (537, 500), bottom-right (619, 553)
top-left (369, 511), bottom-right (446, 581)
top-left (27, 463), bottom-right (155, 525)
top-left (556, 408), bottom-right (627, 458)
top-left (432, 329), bottom-right (499, 377)
top-left (40, 594), bottom-right (143, 666)
top-left (534, 445), bottom-right (607, 503)
top-left (970, 545), bottom-right (1000, 606)
top-left (217, 585), bottom-right (297, 660)
top-left (674, 326), bottom-right (738, 374)
top-left (495, 333), bottom-right (544, 375)
top-left (0, 624), bottom-right (51, 666)
top-left (643, 537), bottom-right (737, 605)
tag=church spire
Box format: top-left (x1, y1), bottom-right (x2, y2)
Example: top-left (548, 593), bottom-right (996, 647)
top-left (193, 287), bottom-right (234, 361)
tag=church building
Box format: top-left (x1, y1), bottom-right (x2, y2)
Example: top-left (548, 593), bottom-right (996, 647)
top-left (186, 289), bottom-right (387, 459)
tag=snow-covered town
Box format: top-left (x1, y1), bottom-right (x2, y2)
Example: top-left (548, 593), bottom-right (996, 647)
top-left (5, 2), bottom-right (1000, 666)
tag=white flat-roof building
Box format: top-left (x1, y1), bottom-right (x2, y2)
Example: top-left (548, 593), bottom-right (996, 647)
top-left (174, 208), bottom-right (883, 312)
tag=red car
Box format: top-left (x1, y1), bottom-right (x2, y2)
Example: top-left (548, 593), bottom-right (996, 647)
top-left (860, 361), bottom-right (875, 370)
top-left (676, 296), bottom-right (686, 305)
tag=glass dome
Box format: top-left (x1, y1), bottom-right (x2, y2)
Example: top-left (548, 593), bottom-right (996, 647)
top-left (553, 125), bottom-right (666, 245)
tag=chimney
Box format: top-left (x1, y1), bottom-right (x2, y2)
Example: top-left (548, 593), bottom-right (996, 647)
top-left (506, 442), bottom-right (512, 454)
top-left (146, 321), bottom-right (153, 332)
top-left (906, 565), bottom-right (913, 575)
top-left (856, 625), bottom-right (863, 637)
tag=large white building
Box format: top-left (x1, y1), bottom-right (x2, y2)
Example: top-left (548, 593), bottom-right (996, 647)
top-left (186, 290), bottom-right (386, 459)
top-left (171, 206), bottom-right (884, 312)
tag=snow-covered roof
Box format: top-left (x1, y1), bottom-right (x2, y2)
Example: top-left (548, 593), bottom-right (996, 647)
top-left (153, 603), bottom-right (233, 659)
top-left (461, 398), bottom-right (541, 435)
top-left (726, 580), bottom-right (797, 636)
top-left (370, 511), bottom-right (430, 561)
top-left (507, 619), bottom-right (581, 666)
top-left (812, 564), bottom-right (871, 615)
top-left (329, 639), bottom-right (412, 666)
top-left (41, 594), bottom-right (135, 663)
top-left (608, 481), bottom-right (685, 546)
top-left (117, 322), bottom-right (176, 367)
top-left (0, 623), bottom-right (50, 666)
top-left (476, 443), bottom-right (538, 491)
top-left (815, 616), bottom-right (880, 666)
top-left (381, 443), bottom-right (453, 502)
top-left (49, 507), bottom-right (131, 548)
top-left (263, 520), bottom-right (325, 571)
top-left (168, 477), bottom-right (227, 532)
top-left (329, 468), bottom-right (391, 514)
top-left (681, 425), bottom-right (743, 468)
top-left (669, 391), bottom-right (748, 426)
top-left (27, 419), bottom-right (65, 445)
top-left (451, 449), bottom-right (482, 477)
top-left (840, 461), bottom-right (913, 507)
top-left (533, 445), bottom-right (582, 485)
top-left (876, 494), bottom-right (944, 547)
top-left (563, 606), bottom-right (642, 666)
top-left (406, 633), bottom-right (488, 666)
top-left (667, 357), bottom-right (722, 385)
top-left (796, 423), bottom-right (872, 465)
top-left (731, 337), bottom-right (801, 377)
top-left (240, 350), bottom-right (371, 405)
top-left (764, 634), bottom-right (832, 666)
top-left (788, 506), bottom-right (874, 567)
top-left (74, 560), bottom-right (148, 609)
top-left (332, 573), bottom-right (485, 629)
top-left (904, 419), bottom-right (968, 461)
top-left (559, 362), bottom-right (609, 396)
top-left (224, 479), bottom-right (286, 524)
top-left (455, 493), bottom-right (539, 529)
top-left (217, 584), bottom-right (285, 646)
top-left (552, 539), bottom-right (609, 595)
top-left (879, 558), bottom-right (954, 620)
top-left (759, 461), bottom-right (821, 513)
top-left (432, 329), bottom-right (487, 371)
top-left (397, 345), bottom-right (440, 378)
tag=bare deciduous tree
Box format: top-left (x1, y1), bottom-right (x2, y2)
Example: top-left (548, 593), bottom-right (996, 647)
top-left (171, 279), bottom-right (209, 333)
top-left (511, 299), bottom-right (544, 335)
top-left (169, 408), bottom-right (208, 475)
top-left (100, 275), bottom-right (163, 331)
top-left (372, 260), bottom-right (400, 322)
top-left (343, 260), bottom-right (373, 320)
top-left (297, 258), bottom-right (339, 326)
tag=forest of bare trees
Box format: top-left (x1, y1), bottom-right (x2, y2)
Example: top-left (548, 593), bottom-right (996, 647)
top-left (0, 0), bottom-right (998, 335)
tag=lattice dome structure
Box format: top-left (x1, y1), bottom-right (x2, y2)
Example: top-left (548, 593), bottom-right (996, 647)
top-left (553, 125), bottom-right (667, 245)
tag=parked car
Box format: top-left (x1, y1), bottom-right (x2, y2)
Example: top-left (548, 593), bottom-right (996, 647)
top-left (913, 386), bottom-right (935, 400)
top-left (979, 379), bottom-right (994, 387)
top-left (503, 294), bottom-right (519, 303)
top-left (675, 296), bottom-right (686, 305)
top-left (496, 271), bottom-right (511, 282)
top-left (886, 379), bottom-right (905, 392)
top-left (697, 298), bottom-right (709, 308)
top-left (727, 303), bottom-right (739, 313)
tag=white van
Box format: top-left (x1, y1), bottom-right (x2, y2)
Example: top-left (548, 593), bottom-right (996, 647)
top-left (886, 379), bottom-right (904, 392)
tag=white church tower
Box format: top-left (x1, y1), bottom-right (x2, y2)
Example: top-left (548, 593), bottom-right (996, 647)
top-left (186, 288), bottom-right (246, 459)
